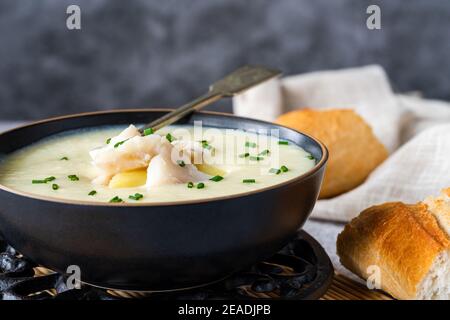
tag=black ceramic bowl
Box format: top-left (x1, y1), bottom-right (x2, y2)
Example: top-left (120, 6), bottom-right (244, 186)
top-left (0, 109), bottom-right (327, 291)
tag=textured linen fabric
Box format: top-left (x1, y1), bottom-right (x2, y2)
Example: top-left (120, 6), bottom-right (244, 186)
top-left (234, 65), bottom-right (450, 221)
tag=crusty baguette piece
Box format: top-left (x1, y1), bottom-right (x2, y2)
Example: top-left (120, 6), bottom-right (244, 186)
top-left (337, 188), bottom-right (450, 300)
top-left (276, 109), bottom-right (388, 198)
top-left (423, 188), bottom-right (450, 235)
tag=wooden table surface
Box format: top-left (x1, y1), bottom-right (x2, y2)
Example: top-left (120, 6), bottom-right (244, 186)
top-left (322, 274), bottom-right (393, 300)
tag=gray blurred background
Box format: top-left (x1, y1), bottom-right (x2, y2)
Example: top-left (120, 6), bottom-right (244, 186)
top-left (0, 0), bottom-right (449, 120)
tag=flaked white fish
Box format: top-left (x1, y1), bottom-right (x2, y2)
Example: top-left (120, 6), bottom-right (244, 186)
top-left (89, 125), bottom-right (208, 187)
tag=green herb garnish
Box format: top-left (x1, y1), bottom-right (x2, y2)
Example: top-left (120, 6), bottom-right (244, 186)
top-left (258, 149), bottom-right (270, 156)
top-left (306, 154), bottom-right (315, 160)
top-left (166, 133), bottom-right (175, 143)
top-left (249, 156), bottom-right (264, 161)
top-left (278, 140), bottom-right (289, 145)
top-left (32, 180), bottom-right (47, 184)
top-left (201, 141), bottom-right (212, 149)
top-left (245, 141), bottom-right (257, 148)
top-left (201, 141), bottom-right (215, 155)
top-left (187, 182), bottom-right (194, 188)
top-left (210, 175), bottom-right (224, 182)
top-left (106, 138), bottom-right (111, 144)
top-left (239, 153), bottom-right (250, 158)
top-left (88, 190), bottom-right (97, 196)
top-left (269, 168), bottom-right (281, 175)
top-left (60, 157), bottom-right (69, 161)
top-left (114, 139), bottom-right (128, 148)
top-left (197, 182), bottom-right (205, 189)
top-left (52, 184), bottom-right (59, 190)
top-left (68, 175), bottom-right (79, 181)
top-left (129, 193), bottom-right (144, 201)
top-left (109, 196), bottom-right (123, 203)
top-left (243, 179), bottom-right (256, 183)
top-left (177, 160), bottom-right (186, 167)
top-left (32, 176), bottom-right (56, 184)
top-left (143, 128), bottom-right (154, 136)
top-left (268, 166), bottom-right (288, 174)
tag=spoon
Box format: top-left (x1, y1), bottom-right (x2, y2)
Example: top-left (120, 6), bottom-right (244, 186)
top-left (140, 65), bottom-right (282, 134)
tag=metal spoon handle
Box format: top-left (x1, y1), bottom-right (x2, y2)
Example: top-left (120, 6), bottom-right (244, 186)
top-left (142, 90), bottom-right (222, 133)
top-left (140, 65), bottom-right (281, 133)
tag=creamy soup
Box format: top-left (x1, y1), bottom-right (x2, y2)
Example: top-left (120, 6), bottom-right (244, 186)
top-left (0, 125), bottom-right (316, 203)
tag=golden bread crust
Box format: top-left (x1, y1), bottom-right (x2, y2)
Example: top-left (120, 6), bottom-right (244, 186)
top-left (276, 109), bottom-right (388, 198)
top-left (337, 201), bottom-right (450, 300)
top-left (444, 188), bottom-right (450, 197)
top-left (423, 188), bottom-right (450, 236)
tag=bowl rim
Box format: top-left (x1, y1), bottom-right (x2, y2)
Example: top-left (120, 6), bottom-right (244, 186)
top-left (0, 109), bottom-right (328, 207)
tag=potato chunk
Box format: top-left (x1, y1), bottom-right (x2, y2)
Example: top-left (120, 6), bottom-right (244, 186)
top-left (109, 169), bottom-right (147, 188)
top-left (195, 164), bottom-right (226, 177)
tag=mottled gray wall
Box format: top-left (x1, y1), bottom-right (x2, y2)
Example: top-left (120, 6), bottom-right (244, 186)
top-left (0, 0), bottom-right (449, 120)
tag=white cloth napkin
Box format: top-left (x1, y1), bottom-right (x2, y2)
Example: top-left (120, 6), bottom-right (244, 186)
top-left (233, 65), bottom-right (450, 222)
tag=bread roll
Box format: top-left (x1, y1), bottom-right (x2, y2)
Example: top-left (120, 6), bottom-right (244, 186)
top-left (337, 189), bottom-right (450, 300)
top-left (276, 109), bottom-right (388, 198)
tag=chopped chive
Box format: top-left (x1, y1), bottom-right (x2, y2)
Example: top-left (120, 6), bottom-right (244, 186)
top-left (306, 154), bottom-right (315, 160)
top-left (114, 139), bottom-right (128, 148)
top-left (32, 179), bottom-right (47, 184)
top-left (239, 153), bottom-right (250, 158)
top-left (60, 156), bottom-right (69, 161)
top-left (166, 133), bottom-right (175, 143)
top-left (269, 168), bottom-right (281, 175)
top-left (243, 179), bottom-right (256, 183)
top-left (52, 184), bottom-right (59, 190)
top-left (187, 182), bottom-right (194, 188)
top-left (200, 141), bottom-right (216, 156)
top-left (202, 142), bottom-right (211, 149)
top-left (210, 175), bottom-right (224, 182)
top-left (106, 138), bottom-right (111, 144)
top-left (32, 176), bottom-right (55, 184)
top-left (245, 141), bottom-right (257, 148)
top-left (197, 182), bottom-right (205, 189)
top-left (177, 160), bottom-right (186, 167)
top-left (68, 175), bottom-right (79, 181)
top-left (143, 128), bottom-right (154, 136)
top-left (129, 193), bottom-right (144, 201)
top-left (249, 156), bottom-right (264, 161)
top-left (109, 196), bottom-right (123, 203)
top-left (258, 149), bottom-right (270, 156)
top-left (278, 140), bottom-right (289, 145)
top-left (280, 165), bottom-right (289, 172)
top-left (88, 190), bottom-right (97, 196)
top-left (201, 141), bottom-right (213, 150)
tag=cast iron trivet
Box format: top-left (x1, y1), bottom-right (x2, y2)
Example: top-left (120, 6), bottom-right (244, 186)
top-left (0, 230), bottom-right (333, 300)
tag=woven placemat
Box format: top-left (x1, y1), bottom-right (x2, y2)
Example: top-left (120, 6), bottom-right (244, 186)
top-left (322, 273), bottom-right (393, 300)
top-left (35, 267), bottom-right (394, 300)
